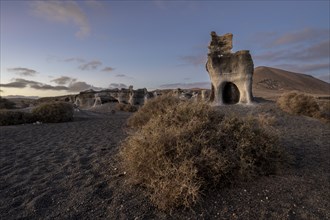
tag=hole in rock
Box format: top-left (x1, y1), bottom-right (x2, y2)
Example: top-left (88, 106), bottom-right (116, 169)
top-left (223, 82), bottom-right (240, 104)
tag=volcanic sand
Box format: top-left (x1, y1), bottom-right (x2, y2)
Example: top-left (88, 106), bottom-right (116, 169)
top-left (0, 102), bottom-right (329, 219)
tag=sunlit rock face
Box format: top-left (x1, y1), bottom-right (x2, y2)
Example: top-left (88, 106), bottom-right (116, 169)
top-left (206, 32), bottom-right (254, 105)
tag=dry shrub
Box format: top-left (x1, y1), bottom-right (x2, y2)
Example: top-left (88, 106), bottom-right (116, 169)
top-left (257, 113), bottom-right (277, 127)
top-left (0, 110), bottom-right (35, 126)
top-left (277, 92), bottom-right (320, 118)
top-left (120, 100), bottom-right (284, 211)
top-left (115, 103), bottom-right (138, 112)
top-left (0, 97), bottom-right (16, 109)
top-left (127, 95), bottom-right (181, 128)
top-left (32, 101), bottom-right (74, 123)
top-left (317, 100), bottom-right (330, 122)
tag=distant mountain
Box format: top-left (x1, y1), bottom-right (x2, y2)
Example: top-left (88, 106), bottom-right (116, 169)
top-left (3, 95), bottom-right (39, 99)
top-left (253, 66), bottom-right (330, 99)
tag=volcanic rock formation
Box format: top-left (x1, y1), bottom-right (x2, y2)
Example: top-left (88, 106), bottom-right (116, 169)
top-left (71, 86), bottom-right (151, 109)
top-left (206, 32), bottom-right (254, 105)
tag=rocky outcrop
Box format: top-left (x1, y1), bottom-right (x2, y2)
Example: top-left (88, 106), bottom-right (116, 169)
top-left (206, 32), bottom-right (254, 105)
top-left (36, 88), bottom-right (212, 110)
top-left (70, 86), bottom-right (153, 109)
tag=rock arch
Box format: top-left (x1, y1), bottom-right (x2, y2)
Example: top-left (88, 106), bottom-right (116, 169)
top-left (206, 32), bottom-right (254, 105)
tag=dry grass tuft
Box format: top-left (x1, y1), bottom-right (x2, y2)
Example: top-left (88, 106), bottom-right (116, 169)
top-left (119, 100), bottom-right (284, 211)
top-left (115, 103), bottom-right (138, 112)
top-left (32, 101), bottom-right (74, 123)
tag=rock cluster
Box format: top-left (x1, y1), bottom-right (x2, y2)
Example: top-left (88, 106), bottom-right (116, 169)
top-left (73, 86), bottom-right (153, 108)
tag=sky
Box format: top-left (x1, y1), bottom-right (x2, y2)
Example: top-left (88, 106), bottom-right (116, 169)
top-left (0, 0), bottom-right (329, 98)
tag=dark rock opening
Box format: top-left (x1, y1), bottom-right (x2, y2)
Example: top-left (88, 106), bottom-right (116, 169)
top-left (222, 82), bottom-right (240, 104)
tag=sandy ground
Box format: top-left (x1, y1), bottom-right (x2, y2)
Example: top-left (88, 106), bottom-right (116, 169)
top-left (1, 102), bottom-right (329, 219)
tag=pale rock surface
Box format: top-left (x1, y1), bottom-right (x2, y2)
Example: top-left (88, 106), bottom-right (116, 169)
top-left (206, 31), bottom-right (254, 105)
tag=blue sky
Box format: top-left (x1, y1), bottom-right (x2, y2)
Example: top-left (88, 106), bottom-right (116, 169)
top-left (1, 0), bottom-right (329, 97)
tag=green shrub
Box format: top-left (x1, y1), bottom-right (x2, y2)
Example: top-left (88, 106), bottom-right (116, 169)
top-left (32, 102), bottom-right (74, 123)
top-left (277, 92), bottom-right (320, 118)
top-left (0, 97), bottom-right (16, 109)
top-left (115, 103), bottom-right (138, 112)
top-left (127, 94), bottom-right (181, 128)
top-left (119, 100), bottom-right (284, 211)
top-left (0, 110), bottom-right (35, 126)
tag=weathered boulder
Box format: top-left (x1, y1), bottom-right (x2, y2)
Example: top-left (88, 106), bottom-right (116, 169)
top-left (206, 32), bottom-right (254, 105)
top-left (129, 88), bottom-right (147, 105)
top-left (201, 90), bottom-right (209, 102)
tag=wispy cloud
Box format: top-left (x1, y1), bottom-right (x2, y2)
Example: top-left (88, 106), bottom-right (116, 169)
top-left (115, 74), bottom-right (126, 77)
top-left (50, 75), bottom-right (103, 91)
top-left (271, 28), bottom-right (329, 47)
top-left (0, 78), bottom-right (67, 90)
top-left (7, 67), bottom-right (37, 76)
top-left (79, 60), bottom-right (102, 70)
top-left (255, 40), bottom-right (330, 62)
top-left (273, 63), bottom-right (329, 73)
top-left (51, 76), bottom-right (77, 85)
top-left (64, 57), bottom-right (86, 63)
top-left (159, 82), bottom-right (210, 89)
top-left (31, 1), bottom-right (90, 38)
top-left (102, 67), bottom-right (115, 72)
top-left (68, 81), bottom-right (103, 92)
top-left (109, 83), bottom-right (128, 89)
top-left (0, 78), bottom-right (103, 92)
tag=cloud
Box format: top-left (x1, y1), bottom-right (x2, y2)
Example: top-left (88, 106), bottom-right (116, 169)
top-left (51, 76), bottom-right (77, 85)
top-left (0, 78), bottom-right (67, 90)
top-left (255, 40), bottom-right (330, 62)
top-left (180, 55), bottom-right (206, 66)
top-left (101, 67), bottom-right (115, 72)
top-left (64, 57), bottom-right (86, 63)
top-left (115, 74), bottom-right (126, 77)
top-left (31, 1), bottom-right (90, 38)
top-left (109, 83), bottom-right (128, 89)
top-left (31, 84), bottom-right (68, 91)
top-left (79, 60), bottom-right (102, 70)
top-left (159, 82), bottom-right (210, 89)
top-left (273, 63), bottom-right (329, 73)
top-left (7, 67), bottom-right (37, 76)
top-left (50, 76), bottom-right (102, 91)
top-left (0, 78), bottom-right (103, 92)
top-left (271, 28), bottom-right (329, 47)
top-left (68, 81), bottom-right (102, 92)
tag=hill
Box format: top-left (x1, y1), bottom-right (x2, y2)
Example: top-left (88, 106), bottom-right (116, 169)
top-left (253, 66), bottom-right (330, 99)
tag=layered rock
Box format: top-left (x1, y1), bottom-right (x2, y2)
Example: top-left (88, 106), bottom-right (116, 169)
top-left (206, 31), bottom-right (254, 105)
